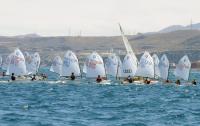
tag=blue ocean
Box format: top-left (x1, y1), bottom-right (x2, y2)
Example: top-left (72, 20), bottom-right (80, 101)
top-left (0, 68), bottom-right (200, 126)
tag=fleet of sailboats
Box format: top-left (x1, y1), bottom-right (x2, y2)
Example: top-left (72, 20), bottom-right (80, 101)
top-left (0, 25), bottom-right (193, 84)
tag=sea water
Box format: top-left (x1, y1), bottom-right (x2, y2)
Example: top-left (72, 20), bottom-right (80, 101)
top-left (0, 68), bottom-right (200, 126)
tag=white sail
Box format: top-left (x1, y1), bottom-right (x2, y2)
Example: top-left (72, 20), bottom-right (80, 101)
top-left (2, 53), bottom-right (13, 70)
top-left (6, 48), bottom-right (27, 76)
top-left (105, 53), bottom-right (119, 77)
top-left (0, 55), bottom-right (2, 67)
top-left (119, 24), bottom-right (138, 63)
top-left (62, 50), bottom-right (80, 76)
top-left (135, 51), bottom-right (154, 78)
top-left (85, 52), bottom-right (106, 78)
top-left (116, 56), bottom-right (123, 77)
top-left (174, 55), bottom-right (191, 81)
top-left (122, 53), bottom-right (137, 77)
top-left (50, 56), bottom-right (63, 75)
top-left (26, 52), bottom-right (40, 74)
top-left (82, 63), bottom-right (87, 73)
top-left (33, 52), bottom-right (40, 72)
top-left (152, 54), bottom-right (160, 78)
top-left (159, 54), bottom-right (169, 80)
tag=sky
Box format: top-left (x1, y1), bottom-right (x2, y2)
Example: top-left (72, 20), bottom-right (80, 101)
top-left (0, 0), bottom-right (199, 36)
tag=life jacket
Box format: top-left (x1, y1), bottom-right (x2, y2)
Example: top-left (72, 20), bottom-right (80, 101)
top-left (11, 76), bottom-right (16, 81)
top-left (96, 78), bottom-right (102, 83)
top-left (71, 75), bottom-right (75, 80)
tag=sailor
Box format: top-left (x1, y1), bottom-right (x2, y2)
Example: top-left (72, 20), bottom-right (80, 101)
top-left (11, 73), bottom-right (16, 81)
top-left (96, 75), bottom-right (102, 83)
top-left (31, 74), bottom-right (36, 81)
top-left (192, 79), bottom-right (197, 85)
top-left (175, 80), bottom-right (180, 85)
top-left (127, 75), bottom-right (133, 83)
top-left (42, 73), bottom-right (47, 80)
top-left (70, 72), bottom-right (75, 80)
top-left (144, 78), bottom-right (151, 84)
top-left (165, 79), bottom-right (172, 83)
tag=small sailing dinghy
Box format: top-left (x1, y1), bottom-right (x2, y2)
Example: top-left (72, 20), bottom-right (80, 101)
top-left (118, 24), bottom-right (139, 84)
top-left (2, 53), bottom-right (13, 71)
top-left (6, 48), bottom-right (29, 81)
top-left (50, 56), bottom-right (63, 75)
top-left (105, 53), bottom-right (120, 77)
top-left (135, 51), bottom-right (158, 84)
top-left (159, 54), bottom-right (170, 82)
top-left (152, 54), bottom-right (160, 79)
top-left (122, 53), bottom-right (137, 77)
top-left (26, 52), bottom-right (41, 75)
top-left (61, 50), bottom-right (81, 80)
top-left (85, 52), bottom-right (110, 84)
top-left (174, 55), bottom-right (191, 85)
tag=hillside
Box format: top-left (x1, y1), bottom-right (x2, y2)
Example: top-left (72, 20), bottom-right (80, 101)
top-left (0, 30), bottom-right (200, 65)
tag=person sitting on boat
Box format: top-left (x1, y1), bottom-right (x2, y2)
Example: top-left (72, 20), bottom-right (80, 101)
top-left (192, 79), bottom-right (197, 85)
top-left (175, 80), bottom-right (180, 85)
top-left (96, 75), bottom-right (102, 83)
top-left (11, 73), bottom-right (16, 81)
top-left (165, 79), bottom-right (172, 83)
top-left (144, 78), bottom-right (151, 84)
top-left (41, 73), bottom-right (47, 80)
top-left (31, 74), bottom-right (36, 81)
top-left (126, 75), bottom-right (133, 83)
top-left (70, 72), bottom-right (75, 80)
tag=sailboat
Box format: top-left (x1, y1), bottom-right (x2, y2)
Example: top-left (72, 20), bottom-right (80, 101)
top-left (174, 55), bottom-right (191, 81)
top-left (26, 52), bottom-right (40, 74)
top-left (2, 53), bottom-right (13, 71)
top-left (105, 53), bottom-right (119, 77)
top-left (159, 54), bottom-right (170, 81)
top-left (62, 50), bottom-right (81, 77)
top-left (50, 56), bottom-right (63, 75)
top-left (116, 56), bottom-right (123, 79)
top-left (118, 24), bottom-right (138, 62)
top-left (6, 48), bottom-right (27, 76)
top-left (122, 53), bottom-right (137, 78)
top-left (85, 52), bottom-right (106, 78)
top-left (152, 54), bottom-right (161, 78)
top-left (135, 51), bottom-right (154, 77)
top-left (119, 24), bottom-right (138, 80)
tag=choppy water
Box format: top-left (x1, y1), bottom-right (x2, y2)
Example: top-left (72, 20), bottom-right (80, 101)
top-left (0, 68), bottom-right (200, 126)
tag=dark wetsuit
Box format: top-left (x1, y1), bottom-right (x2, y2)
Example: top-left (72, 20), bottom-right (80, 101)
top-left (192, 80), bottom-right (197, 85)
top-left (127, 78), bottom-right (133, 83)
top-left (146, 80), bottom-right (151, 84)
top-left (70, 75), bottom-right (75, 80)
top-left (176, 80), bottom-right (180, 85)
top-left (96, 78), bottom-right (102, 83)
top-left (11, 76), bottom-right (16, 81)
top-left (31, 77), bottom-right (36, 81)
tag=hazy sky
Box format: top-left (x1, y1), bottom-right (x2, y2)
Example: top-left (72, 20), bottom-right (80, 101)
top-left (0, 0), bottom-right (199, 36)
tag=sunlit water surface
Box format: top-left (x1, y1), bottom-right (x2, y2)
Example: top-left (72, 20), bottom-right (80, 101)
top-left (0, 68), bottom-right (200, 126)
